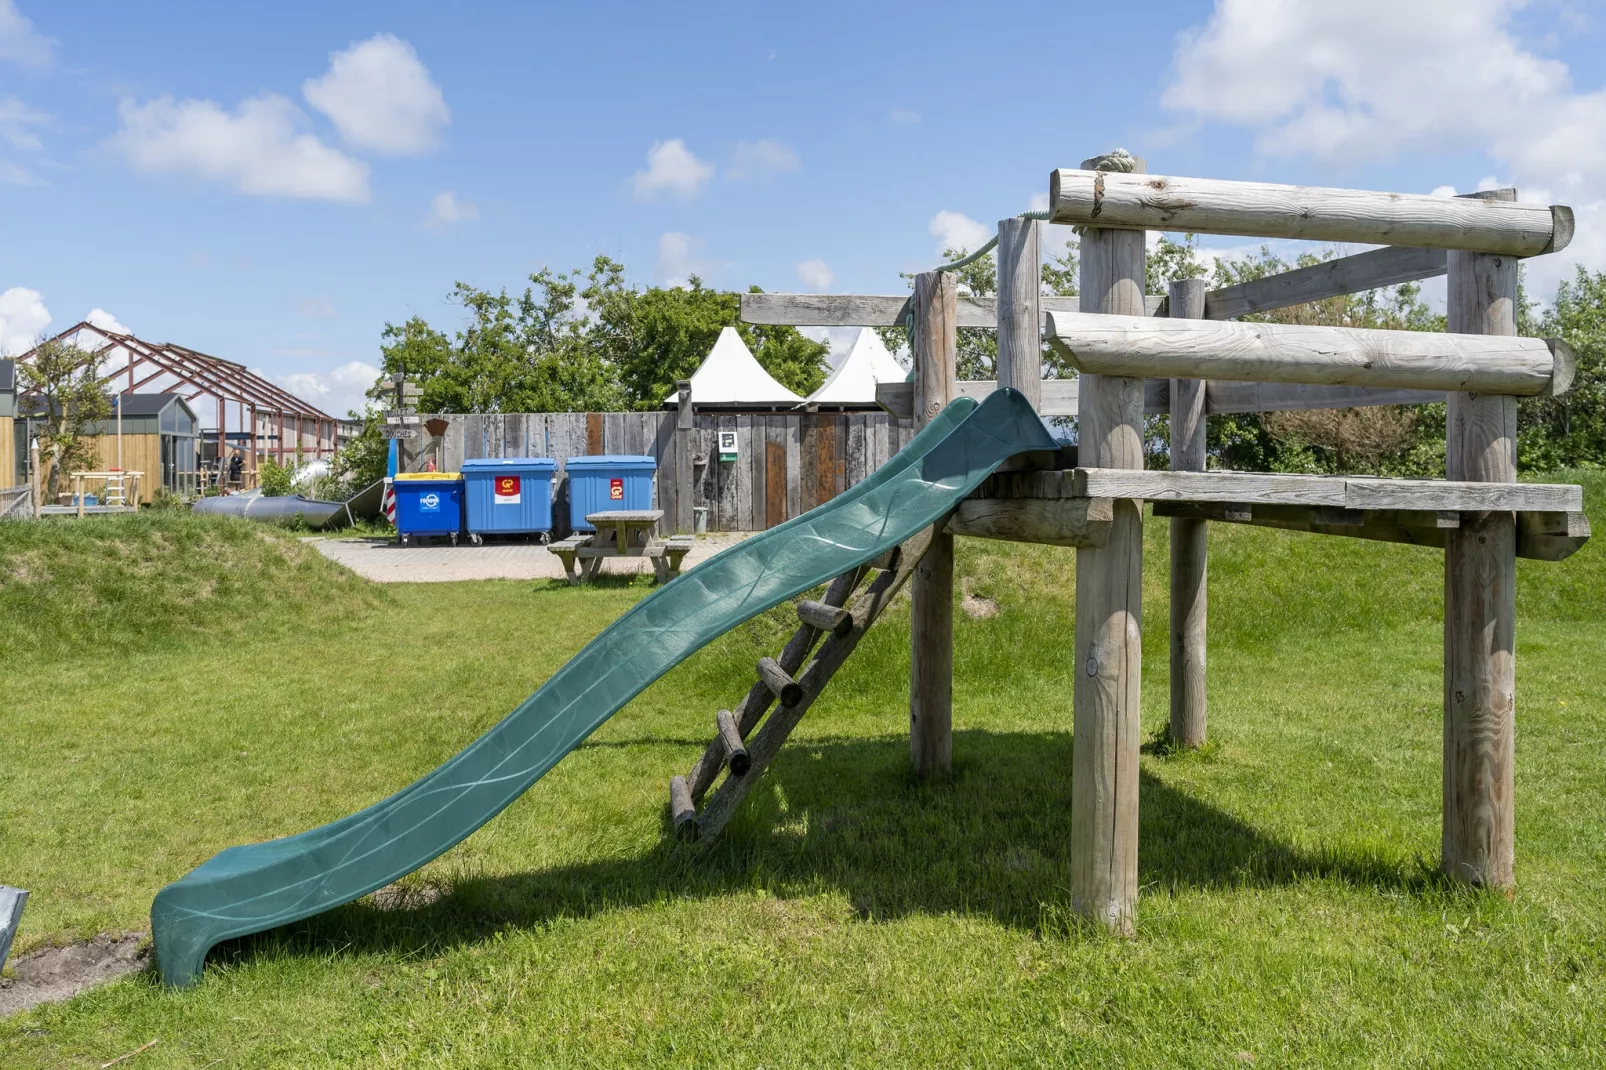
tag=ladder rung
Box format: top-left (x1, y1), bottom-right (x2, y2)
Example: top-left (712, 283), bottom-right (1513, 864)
top-left (669, 776), bottom-right (697, 840)
top-left (715, 709), bottom-right (750, 776)
top-left (796, 600), bottom-right (854, 638)
top-left (756, 657), bottom-right (803, 707)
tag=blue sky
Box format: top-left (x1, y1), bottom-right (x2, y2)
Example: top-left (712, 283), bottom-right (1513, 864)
top-left (2, 0), bottom-right (1603, 417)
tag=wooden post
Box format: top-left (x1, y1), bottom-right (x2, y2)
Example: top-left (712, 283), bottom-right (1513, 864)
top-left (1168, 278), bottom-right (1208, 749)
top-left (28, 435), bottom-right (40, 517)
top-left (675, 379), bottom-right (694, 534)
top-left (910, 270), bottom-right (957, 777)
top-left (1443, 189), bottom-right (1519, 892)
top-left (1071, 154), bottom-right (1147, 933)
top-left (995, 216), bottom-right (1041, 409)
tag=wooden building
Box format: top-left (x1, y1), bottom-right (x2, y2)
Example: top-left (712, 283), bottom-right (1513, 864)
top-left (14, 392), bottom-right (200, 503)
top-left (0, 360), bottom-right (16, 489)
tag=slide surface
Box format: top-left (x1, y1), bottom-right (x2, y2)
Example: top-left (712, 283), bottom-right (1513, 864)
top-left (152, 390), bottom-right (1055, 986)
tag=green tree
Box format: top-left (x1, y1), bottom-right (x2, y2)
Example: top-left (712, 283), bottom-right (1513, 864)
top-left (18, 337), bottom-right (112, 500)
top-left (584, 258), bottom-right (828, 408)
top-left (1520, 265), bottom-right (1606, 470)
top-left (1207, 246), bottom-right (1444, 474)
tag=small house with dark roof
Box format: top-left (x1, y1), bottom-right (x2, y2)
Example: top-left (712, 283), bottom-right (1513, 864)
top-left (14, 391), bottom-right (201, 501)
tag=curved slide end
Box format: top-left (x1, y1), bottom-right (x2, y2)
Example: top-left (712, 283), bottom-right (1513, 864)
top-left (150, 390), bottom-right (1055, 987)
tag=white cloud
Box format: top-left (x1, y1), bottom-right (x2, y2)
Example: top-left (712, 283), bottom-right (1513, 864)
top-left (110, 94), bottom-right (370, 203)
top-left (1028, 191), bottom-right (1050, 213)
top-left (303, 34), bottom-right (449, 156)
top-left (85, 307), bottom-right (129, 334)
top-left (0, 285), bottom-right (49, 355)
top-left (0, 95), bottom-right (46, 150)
top-left (276, 360), bottom-right (383, 418)
top-left (0, 94), bottom-right (47, 184)
top-left (296, 296), bottom-right (335, 320)
top-left (728, 139), bottom-right (800, 182)
top-left (427, 189), bottom-right (478, 226)
top-left (890, 108), bottom-right (921, 125)
top-left (655, 231), bottom-right (713, 286)
top-left (1162, 0), bottom-right (1606, 293)
top-left (0, 0), bottom-right (52, 70)
top-left (929, 210), bottom-right (991, 256)
top-left (632, 138), bottom-right (714, 200)
top-left (796, 258), bottom-right (834, 291)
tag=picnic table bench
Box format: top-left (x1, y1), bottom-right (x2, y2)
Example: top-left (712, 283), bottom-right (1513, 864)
top-left (549, 509), bottom-right (695, 584)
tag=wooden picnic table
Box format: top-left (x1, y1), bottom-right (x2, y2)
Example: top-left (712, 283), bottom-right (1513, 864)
top-left (549, 509), bottom-right (695, 584)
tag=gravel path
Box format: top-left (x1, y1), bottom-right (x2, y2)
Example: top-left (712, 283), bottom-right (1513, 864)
top-left (310, 532), bottom-right (754, 584)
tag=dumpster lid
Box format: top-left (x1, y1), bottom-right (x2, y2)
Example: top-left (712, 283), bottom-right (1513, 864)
top-left (461, 458), bottom-right (558, 471)
top-left (395, 472), bottom-right (462, 481)
top-left (565, 454), bottom-right (656, 468)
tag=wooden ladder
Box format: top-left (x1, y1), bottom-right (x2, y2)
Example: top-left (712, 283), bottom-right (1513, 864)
top-left (669, 525), bottom-right (938, 843)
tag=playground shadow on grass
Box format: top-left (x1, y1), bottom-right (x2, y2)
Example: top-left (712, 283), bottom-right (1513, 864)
top-left (210, 729), bottom-right (1446, 972)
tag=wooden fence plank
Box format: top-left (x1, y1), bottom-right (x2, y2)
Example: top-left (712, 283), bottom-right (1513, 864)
top-left (585, 412), bottom-right (604, 455)
top-left (786, 415), bottom-right (802, 518)
top-left (766, 423), bottom-right (787, 528)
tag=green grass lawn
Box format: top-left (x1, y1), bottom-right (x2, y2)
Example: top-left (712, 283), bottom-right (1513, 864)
top-left (2, 484), bottom-right (1605, 1067)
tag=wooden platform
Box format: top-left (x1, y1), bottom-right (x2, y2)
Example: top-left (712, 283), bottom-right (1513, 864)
top-left (958, 468), bottom-right (1590, 562)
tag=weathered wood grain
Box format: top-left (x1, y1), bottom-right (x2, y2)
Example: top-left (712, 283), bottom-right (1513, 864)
top-left (946, 496), bottom-right (1113, 547)
top-left (715, 709), bottom-right (750, 777)
top-left (1046, 310), bottom-right (1569, 397)
top-left (1443, 188), bottom-right (1519, 892)
top-left (1204, 381), bottom-right (1444, 414)
top-left (1072, 467), bottom-right (1580, 512)
top-left (1204, 245), bottom-right (1449, 321)
top-left (910, 270), bottom-right (958, 778)
top-left (685, 568), bottom-right (863, 803)
top-left (996, 216), bottom-right (1042, 408)
top-left (1168, 278), bottom-right (1209, 751)
top-left (669, 776), bottom-right (696, 840)
top-left (1071, 193), bottom-right (1146, 935)
top-left (1048, 169), bottom-right (1570, 256)
top-left (740, 291), bottom-right (1165, 328)
top-left (757, 656), bottom-right (803, 707)
top-left (697, 531), bottom-right (933, 841)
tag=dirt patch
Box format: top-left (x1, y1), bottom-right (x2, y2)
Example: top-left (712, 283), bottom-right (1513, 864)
top-left (0, 933), bottom-right (149, 1017)
top-left (961, 593), bottom-right (1000, 619)
top-left (371, 881), bottom-right (444, 911)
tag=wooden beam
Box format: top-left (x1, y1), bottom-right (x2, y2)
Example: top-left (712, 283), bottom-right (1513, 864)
top-left (877, 377), bottom-right (1166, 421)
top-left (1048, 169), bottom-right (1572, 256)
top-left (1204, 245), bottom-right (1449, 320)
top-left (1046, 311), bottom-right (1573, 397)
top-left (910, 271), bottom-right (957, 778)
top-left (1204, 382), bottom-right (1443, 414)
top-left (740, 291), bottom-right (1165, 328)
top-left (1168, 278), bottom-right (1208, 751)
top-left (996, 217), bottom-right (1042, 408)
top-left (946, 496), bottom-right (1113, 548)
top-left (1152, 501), bottom-right (1588, 562)
top-left (697, 528), bottom-right (935, 841)
top-left (1443, 187), bottom-right (1519, 893)
top-left (1071, 467), bottom-right (1582, 512)
top-left (1071, 153), bottom-right (1147, 936)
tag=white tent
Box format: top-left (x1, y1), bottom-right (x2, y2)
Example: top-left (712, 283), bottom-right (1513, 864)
top-left (665, 327), bottom-right (803, 408)
top-left (805, 328), bottom-right (908, 407)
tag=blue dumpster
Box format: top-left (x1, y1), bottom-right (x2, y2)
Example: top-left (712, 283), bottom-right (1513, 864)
top-left (393, 473), bottom-right (464, 544)
top-left (462, 458), bottom-right (558, 543)
top-left (565, 455), bottom-right (656, 532)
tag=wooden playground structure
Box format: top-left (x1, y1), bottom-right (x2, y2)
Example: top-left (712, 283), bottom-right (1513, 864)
top-left (668, 154), bottom-right (1588, 932)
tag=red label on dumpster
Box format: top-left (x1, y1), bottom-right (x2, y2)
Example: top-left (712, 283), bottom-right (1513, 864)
top-left (494, 475), bottom-right (521, 504)
top-left (609, 477), bottom-right (624, 500)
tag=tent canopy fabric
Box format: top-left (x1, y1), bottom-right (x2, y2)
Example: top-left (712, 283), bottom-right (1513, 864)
top-left (806, 329), bottom-right (908, 406)
top-left (665, 327), bottom-right (803, 408)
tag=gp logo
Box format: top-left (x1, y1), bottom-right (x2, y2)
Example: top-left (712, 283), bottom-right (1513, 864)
top-left (609, 477), bottom-right (624, 501)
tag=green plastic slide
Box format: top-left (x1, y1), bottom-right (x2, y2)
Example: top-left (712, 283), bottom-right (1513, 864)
top-left (152, 390), bottom-right (1055, 986)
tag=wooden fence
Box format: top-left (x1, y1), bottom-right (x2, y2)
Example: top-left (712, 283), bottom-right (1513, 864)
top-left (423, 411), bottom-right (916, 534)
